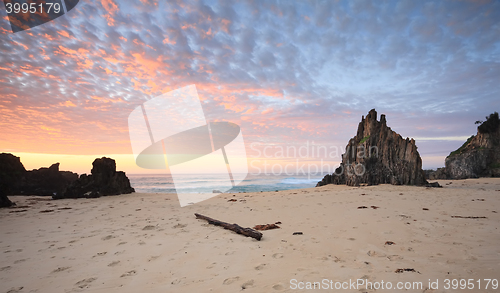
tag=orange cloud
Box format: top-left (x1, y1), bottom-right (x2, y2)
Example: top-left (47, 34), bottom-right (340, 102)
top-left (61, 101), bottom-right (76, 107)
top-left (140, 0), bottom-right (158, 6)
top-left (162, 37), bottom-right (176, 45)
top-left (101, 0), bottom-right (118, 26)
top-left (57, 30), bottom-right (70, 38)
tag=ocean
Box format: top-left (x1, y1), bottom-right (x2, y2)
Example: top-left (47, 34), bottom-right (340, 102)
top-left (127, 173), bottom-right (324, 194)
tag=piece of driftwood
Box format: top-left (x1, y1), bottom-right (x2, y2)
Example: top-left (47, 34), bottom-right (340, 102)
top-left (195, 213), bottom-right (263, 241)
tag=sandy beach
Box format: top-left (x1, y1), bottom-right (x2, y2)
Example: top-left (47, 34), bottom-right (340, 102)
top-left (1, 178), bottom-right (500, 293)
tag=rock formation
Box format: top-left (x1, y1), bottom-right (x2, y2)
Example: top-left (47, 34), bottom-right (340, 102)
top-left (54, 157), bottom-right (135, 199)
top-left (436, 112), bottom-right (500, 179)
top-left (317, 109), bottom-right (428, 187)
top-left (0, 153), bottom-right (25, 207)
top-left (0, 153), bottom-right (80, 203)
top-left (16, 163), bottom-right (78, 196)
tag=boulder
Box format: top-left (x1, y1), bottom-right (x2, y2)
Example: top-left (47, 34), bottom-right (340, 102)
top-left (55, 157), bottom-right (134, 199)
top-left (0, 153), bottom-right (26, 207)
top-left (317, 109), bottom-right (428, 187)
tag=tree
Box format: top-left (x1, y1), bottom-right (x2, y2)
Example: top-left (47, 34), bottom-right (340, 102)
top-left (477, 112), bottom-right (500, 134)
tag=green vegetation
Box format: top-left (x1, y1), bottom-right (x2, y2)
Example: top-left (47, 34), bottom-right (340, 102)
top-left (490, 162), bottom-right (500, 169)
top-left (359, 135), bottom-right (370, 144)
top-left (477, 112), bottom-right (499, 134)
top-left (448, 135), bottom-right (475, 158)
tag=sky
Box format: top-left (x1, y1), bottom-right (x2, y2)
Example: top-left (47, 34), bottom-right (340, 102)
top-left (0, 0), bottom-right (499, 174)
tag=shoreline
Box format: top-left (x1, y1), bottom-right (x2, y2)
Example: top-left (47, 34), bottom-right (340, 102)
top-left (1, 178), bottom-right (500, 292)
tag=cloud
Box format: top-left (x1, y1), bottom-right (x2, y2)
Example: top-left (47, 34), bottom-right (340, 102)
top-left (0, 0), bottom-right (498, 170)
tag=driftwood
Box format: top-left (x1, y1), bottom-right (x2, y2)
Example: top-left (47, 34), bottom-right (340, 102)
top-left (195, 213), bottom-right (263, 241)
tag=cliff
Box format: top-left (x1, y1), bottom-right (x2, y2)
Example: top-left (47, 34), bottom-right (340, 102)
top-left (442, 112), bottom-right (500, 179)
top-left (317, 109), bottom-right (428, 187)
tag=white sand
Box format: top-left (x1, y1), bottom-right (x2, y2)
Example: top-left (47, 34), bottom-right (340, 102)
top-left (1, 178), bottom-right (500, 293)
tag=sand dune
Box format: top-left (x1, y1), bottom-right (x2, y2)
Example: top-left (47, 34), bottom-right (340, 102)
top-left (1, 178), bottom-right (499, 292)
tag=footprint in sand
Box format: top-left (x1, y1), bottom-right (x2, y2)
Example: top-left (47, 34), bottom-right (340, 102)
top-left (51, 266), bottom-right (71, 273)
top-left (1, 266), bottom-right (12, 271)
top-left (108, 261), bottom-right (120, 267)
top-left (101, 235), bottom-right (115, 241)
top-left (75, 277), bottom-right (97, 289)
top-left (148, 255), bottom-right (160, 262)
top-left (255, 264), bottom-right (266, 270)
top-left (142, 225), bottom-right (156, 231)
top-left (367, 251), bottom-right (386, 257)
top-left (223, 276), bottom-right (240, 285)
top-left (387, 255), bottom-right (403, 261)
top-left (241, 279), bottom-right (255, 289)
top-left (171, 278), bottom-right (184, 285)
top-left (6, 287), bottom-right (24, 293)
top-left (272, 253), bottom-right (284, 259)
top-left (14, 259), bottom-right (27, 264)
top-left (120, 270), bottom-right (137, 277)
top-left (272, 283), bottom-right (285, 290)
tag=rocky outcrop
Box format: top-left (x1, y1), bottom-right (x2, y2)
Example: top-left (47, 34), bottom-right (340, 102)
top-left (443, 113), bottom-right (500, 179)
top-left (54, 157), bottom-right (135, 199)
top-left (426, 167), bottom-right (447, 180)
top-left (317, 109), bottom-right (428, 187)
top-left (0, 153), bottom-right (26, 207)
top-left (16, 163), bottom-right (78, 196)
top-left (0, 153), bottom-right (79, 200)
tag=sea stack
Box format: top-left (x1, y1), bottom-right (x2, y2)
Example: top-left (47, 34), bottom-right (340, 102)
top-left (317, 109), bottom-right (427, 187)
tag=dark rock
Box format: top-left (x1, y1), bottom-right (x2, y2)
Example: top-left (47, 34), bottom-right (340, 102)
top-left (0, 194), bottom-right (13, 208)
top-left (16, 163), bottom-right (78, 196)
top-left (426, 167), bottom-right (447, 180)
top-left (54, 157), bottom-right (134, 199)
top-left (442, 114), bottom-right (500, 179)
top-left (0, 153), bottom-right (26, 207)
top-left (317, 109), bottom-right (427, 187)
